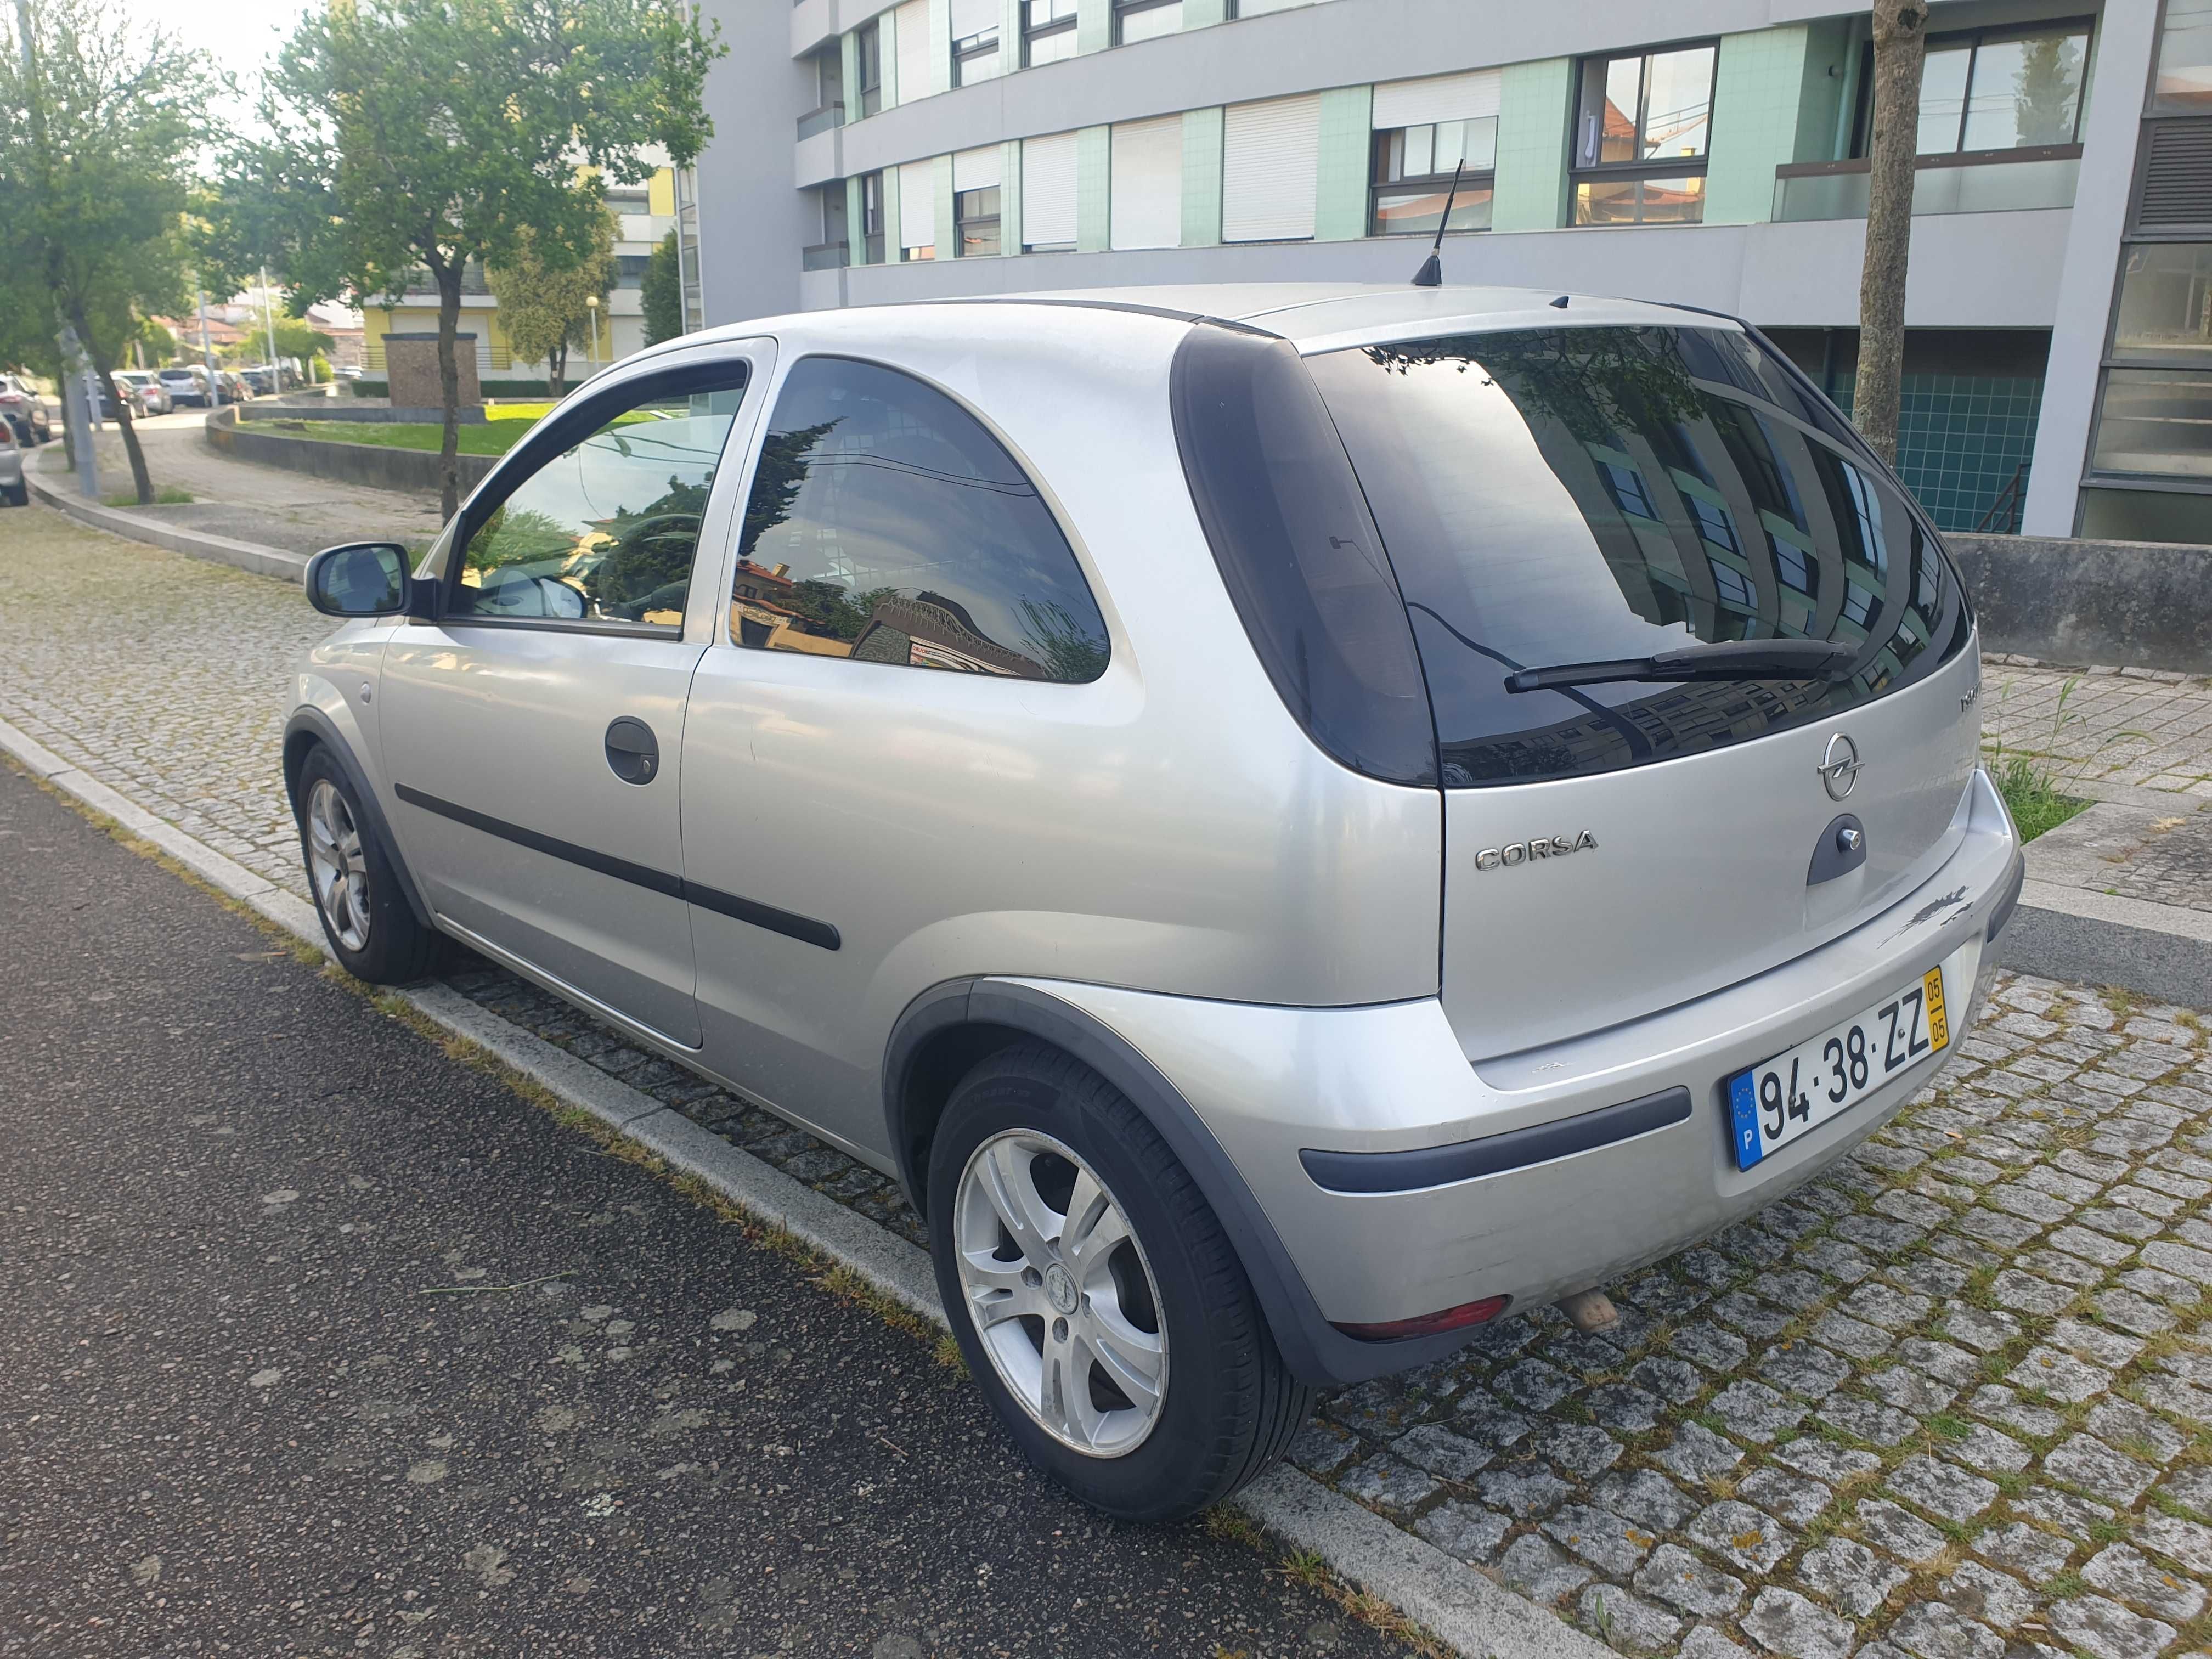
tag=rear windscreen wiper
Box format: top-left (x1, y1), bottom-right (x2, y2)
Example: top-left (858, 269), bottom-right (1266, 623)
top-left (1503, 638), bottom-right (1857, 695)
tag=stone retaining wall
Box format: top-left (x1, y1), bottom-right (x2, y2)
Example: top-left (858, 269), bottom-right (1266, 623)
top-left (1949, 533), bottom-right (2212, 677)
top-left (205, 406), bottom-right (496, 496)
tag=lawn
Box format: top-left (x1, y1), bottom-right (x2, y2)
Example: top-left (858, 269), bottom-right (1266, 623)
top-left (1991, 752), bottom-right (2092, 842)
top-left (263, 420), bottom-right (533, 457)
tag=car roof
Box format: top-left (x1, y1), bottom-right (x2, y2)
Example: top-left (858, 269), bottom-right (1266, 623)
top-left (653, 283), bottom-right (1730, 377)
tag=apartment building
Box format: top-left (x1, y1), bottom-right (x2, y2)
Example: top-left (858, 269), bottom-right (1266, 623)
top-left (690, 0), bottom-right (2212, 542)
top-left (361, 167), bottom-right (703, 383)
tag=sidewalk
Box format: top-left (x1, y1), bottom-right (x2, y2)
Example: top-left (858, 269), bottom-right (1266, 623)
top-left (32, 410), bottom-right (445, 556)
top-left (7, 505), bottom-right (2212, 1659)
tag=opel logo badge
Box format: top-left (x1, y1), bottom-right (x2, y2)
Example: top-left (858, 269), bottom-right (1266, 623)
top-left (1043, 1262), bottom-right (1079, 1316)
top-left (1819, 733), bottom-right (1861, 802)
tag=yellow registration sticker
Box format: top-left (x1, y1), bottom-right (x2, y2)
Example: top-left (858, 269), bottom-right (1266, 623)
top-left (1924, 966), bottom-right (1949, 1052)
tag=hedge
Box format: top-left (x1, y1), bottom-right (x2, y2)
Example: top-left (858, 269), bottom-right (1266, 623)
top-left (347, 378), bottom-right (554, 398)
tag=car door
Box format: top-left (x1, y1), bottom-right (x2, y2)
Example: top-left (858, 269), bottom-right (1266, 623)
top-left (678, 353), bottom-right (1115, 1152)
top-left (378, 348), bottom-right (770, 1048)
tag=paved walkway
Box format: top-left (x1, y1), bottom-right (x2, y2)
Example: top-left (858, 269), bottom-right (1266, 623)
top-left (34, 409), bottom-right (446, 555)
top-left (9, 506), bottom-right (2212, 1657)
top-left (1983, 659), bottom-right (2212, 800)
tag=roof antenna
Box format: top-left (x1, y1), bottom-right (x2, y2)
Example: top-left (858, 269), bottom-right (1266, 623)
top-left (1410, 160), bottom-right (1465, 288)
top-left (1549, 295), bottom-right (1570, 308)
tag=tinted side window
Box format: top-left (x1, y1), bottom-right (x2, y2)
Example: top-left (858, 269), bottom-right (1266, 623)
top-left (732, 356), bottom-right (1108, 682)
top-left (1305, 326), bottom-right (1971, 788)
top-left (452, 378), bottom-right (748, 630)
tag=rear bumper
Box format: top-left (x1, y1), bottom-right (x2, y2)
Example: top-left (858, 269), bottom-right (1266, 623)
top-left (1024, 767), bottom-right (2021, 1385)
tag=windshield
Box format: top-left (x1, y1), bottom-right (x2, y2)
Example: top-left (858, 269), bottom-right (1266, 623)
top-left (1306, 325), bottom-right (1971, 788)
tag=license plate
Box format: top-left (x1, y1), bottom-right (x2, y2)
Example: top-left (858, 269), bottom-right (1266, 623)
top-left (1728, 963), bottom-right (1952, 1171)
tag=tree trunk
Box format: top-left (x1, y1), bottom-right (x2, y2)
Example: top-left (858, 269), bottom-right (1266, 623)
top-left (433, 257), bottom-right (464, 522)
top-left (72, 301), bottom-right (152, 505)
top-left (549, 339), bottom-right (566, 398)
top-left (1857, 0), bottom-right (1929, 467)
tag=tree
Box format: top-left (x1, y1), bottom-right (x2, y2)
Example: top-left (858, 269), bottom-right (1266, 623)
top-left (237, 0), bottom-right (721, 520)
top-left (641, 228), bottom-right (683, 347)
top-left (487, 210), bottom-right (616, 396)
top-left (1, 0), bottom-right (212, 504)
top-left (1856, 0), bottom-right (1930, 467)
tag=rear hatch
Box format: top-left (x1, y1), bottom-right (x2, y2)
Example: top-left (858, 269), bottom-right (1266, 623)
top-left (1306, 322), bottom-right (1980, 1059)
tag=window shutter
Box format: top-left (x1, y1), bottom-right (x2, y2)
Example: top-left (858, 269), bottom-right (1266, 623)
top-left (1110, 116), bottom-right (1183, 250)
top-left (2140, 119), bottom-right (2212, 227)
top-left (894, 0), bottom-right (932, 104)
top-left (900, 159), bottom-right (937, 252)
top-left (1372, 67), bottom-right (1503, 131)
top-left (1023, 132), bottom-right (1078, 247)
top-left (1223, 93), bottom-right (1320, 242)
top-left (953, 146), bottom-right (1001, 193)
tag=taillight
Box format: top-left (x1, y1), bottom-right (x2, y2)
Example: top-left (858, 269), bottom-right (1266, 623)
top-left (1333, 1295), bottom-right (1510, 1342)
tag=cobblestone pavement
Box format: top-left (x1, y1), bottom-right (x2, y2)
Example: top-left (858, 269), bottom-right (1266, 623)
top-left (36, 412), bottom-right (447, 554)
top-left (1983, 660), bottom-right (2212, 799)
top-left (0, 510), bottom-right (326, 893)
top-left (12, 511), bottom-right (2212, 1656)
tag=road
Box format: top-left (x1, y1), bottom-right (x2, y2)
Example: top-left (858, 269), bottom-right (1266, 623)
top-left (0, 759), bottom-right (1406, 1659)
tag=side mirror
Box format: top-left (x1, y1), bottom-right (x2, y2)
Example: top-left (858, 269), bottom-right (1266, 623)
top-left (304, 541), bottom-right (409, 617)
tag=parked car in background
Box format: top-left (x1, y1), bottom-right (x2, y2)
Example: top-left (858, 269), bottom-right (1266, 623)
top-left (157, 365), bottom-right (215, 408)
top-left (337, 365), bottom-right (364, 381)
top-left (116, 371), bottom-right (173, 416)
top-left (218, 369), bottom-right (249, 405)
top-left (286, 285), bottom-right (2023, 1522)
top-left (0, 415), bottom-right (24, 505)
top-left (239, 366), bottom-right (275, 397)
top-left (0, 374), bottom-right (52, 445)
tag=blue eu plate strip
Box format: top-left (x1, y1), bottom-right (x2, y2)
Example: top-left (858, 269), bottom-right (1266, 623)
top-left (1728, 1071), bottom-right (1764, 1171)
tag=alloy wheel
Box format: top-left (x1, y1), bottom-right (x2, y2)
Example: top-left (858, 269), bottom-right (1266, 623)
top-left (952, 1129), bottom-right (1169, 1458)
top-left (305, 778), bottom-right (372, 953)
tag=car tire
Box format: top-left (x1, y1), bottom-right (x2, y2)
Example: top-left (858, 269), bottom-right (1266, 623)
top-left (3, 482), bottom-right (25, 507)
top-left (928, 1041), bottom-right (1312, 1522)
top-left (294, 746), bottom-right (443, 984)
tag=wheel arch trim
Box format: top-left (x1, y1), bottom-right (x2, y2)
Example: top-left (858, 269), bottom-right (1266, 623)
top-left (283, 708), bottom-right (436, 931)
top-left (883, 976), bottom-right (1486, 1387)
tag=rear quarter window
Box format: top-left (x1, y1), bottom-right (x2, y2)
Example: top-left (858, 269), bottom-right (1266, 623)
top-left (1305, 324), bottom-right (1972, 787)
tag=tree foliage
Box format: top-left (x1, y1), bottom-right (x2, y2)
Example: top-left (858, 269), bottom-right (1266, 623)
top-left (0, 0), bottom-right (214, 502)
top-left (486, 210), bottom-right (617, 396)
top-left (641, 228), bottom-right (683, 347)
top-left (226, 0), bottom-right (722, 518)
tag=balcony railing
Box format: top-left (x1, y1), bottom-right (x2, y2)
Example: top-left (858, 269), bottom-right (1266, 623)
top-left (802, 240), bottom-right (849, 272)
top-left (1773, 144), bottom-right (2081, 222)
top-left (796, 100), bottom-right (845, 141)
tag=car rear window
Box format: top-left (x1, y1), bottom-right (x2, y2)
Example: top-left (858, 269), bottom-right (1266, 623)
top-left (1305, 325), bottom-right (1972, 788)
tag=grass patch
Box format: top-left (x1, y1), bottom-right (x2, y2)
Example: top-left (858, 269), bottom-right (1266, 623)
top-left (261, 419), bottom-right (533, 456)
top-left (103, 485), bottom-right (193, 506)
top-left (1992, 752), bottom-right (2092, 843)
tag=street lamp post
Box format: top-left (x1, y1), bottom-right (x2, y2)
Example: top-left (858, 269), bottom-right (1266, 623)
top-left (585, 294), bottom-right (601, 371)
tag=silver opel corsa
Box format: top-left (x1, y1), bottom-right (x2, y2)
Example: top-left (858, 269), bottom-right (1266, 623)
top-left (286, 285), bottom-right (2024, 1521)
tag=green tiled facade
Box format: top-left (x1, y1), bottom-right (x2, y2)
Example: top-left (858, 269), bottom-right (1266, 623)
top-left (1703, 26), bottom-right (1808, 225)
top-left (1830, 375), bottom-right (2046, 533)
top-left (1492, 58), bottom-right (1571, 232)
top-left (1314, 84), bottom-right (1373, 241)
top-left (1074, 125), bottom-right (1110, 253)
top-left (1181, 108), bottom-right (1224, 247)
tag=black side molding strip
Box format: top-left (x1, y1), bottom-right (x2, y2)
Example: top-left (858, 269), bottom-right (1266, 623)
top-left (394, 783), bottom-right (840, 952)
top-left (1300, 1086), bottom-right (1692, 1195)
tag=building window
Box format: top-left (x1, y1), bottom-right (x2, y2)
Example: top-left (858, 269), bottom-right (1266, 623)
top-left (955, 186), bottom-right (1001, 257)
top-left (860, 172), bottom-right (886, 264)
top-left (898, 159), bottom-right (935, 261)
top-left (1853, 21), bottom-right (2091, 156)
top-left (805, 183), bottom-right (850, 271)
top-left (1229, 0), bottom-right (1322, 14)
top-left (1370, 118), bottom-right (1495, 236)
top-left (1571, 42), bottom-right (1715, 225)
top-left (2157, 0), bottom-right (2212, 111)
top-left (856, 20), bottom-right (882, 117)
top-left (1023, 0), bottom-right (1077, 66)
top-left (1022, 132), bottom-right (1078, 250)
top-left (1114, 0), bottom-right (1181, 46)
top-left (799, 47), bottom-right (844, 139)
top-left (951, 0), bottom-right (1001, 85)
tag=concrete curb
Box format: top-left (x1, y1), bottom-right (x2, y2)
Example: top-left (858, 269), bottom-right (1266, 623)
top-left (1997, 799), bottom-right (2212, 1008)
top-left (0, 710), bottom-right (1586, 1659)
top-left (26, 471), bottom-right (308, 583)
